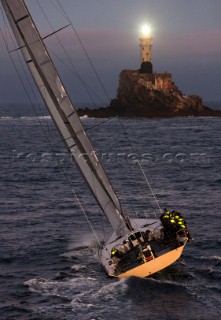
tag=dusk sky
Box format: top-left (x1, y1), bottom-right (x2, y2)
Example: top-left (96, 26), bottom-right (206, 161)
top-left (0, 0), bottom-right (221, 105)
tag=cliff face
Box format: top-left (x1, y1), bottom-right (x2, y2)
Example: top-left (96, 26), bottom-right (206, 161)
top-left (78, 70), bottom-right (221, 118)
top-left (110, 70), bottom-right (205, 117)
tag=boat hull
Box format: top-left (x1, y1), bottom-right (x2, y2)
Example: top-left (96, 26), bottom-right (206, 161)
top-left (111, 244), bottom-right (186, 278)
top-left (99, 218), bottom-right (188, 278)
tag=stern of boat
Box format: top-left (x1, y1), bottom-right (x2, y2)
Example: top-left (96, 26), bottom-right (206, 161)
top-left (98, 218), bottom-right (189, 278)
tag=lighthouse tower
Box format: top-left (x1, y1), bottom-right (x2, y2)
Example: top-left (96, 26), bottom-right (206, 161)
top-left (139, 25), bottom-right (153, 74)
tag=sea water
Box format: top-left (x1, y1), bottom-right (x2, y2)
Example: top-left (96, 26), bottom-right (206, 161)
top-left (0, 103), bottom-right (220, 320)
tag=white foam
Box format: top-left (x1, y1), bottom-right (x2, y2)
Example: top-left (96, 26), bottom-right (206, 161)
top-left (71, 264), bottom-right (87, 271)
top-left (38, 115), bottom-right (51, 120)
top-left (93, 277), bottom-right (127, 299)
top-left (0, 116), bottom-right (13, 119)
top-left (20, 115), bottom-right (51, 120)
top-left (196, 255), bottom-right (221, 262)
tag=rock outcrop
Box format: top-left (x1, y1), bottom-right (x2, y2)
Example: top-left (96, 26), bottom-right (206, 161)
top-left (78, 70), bottom-right (221, 118)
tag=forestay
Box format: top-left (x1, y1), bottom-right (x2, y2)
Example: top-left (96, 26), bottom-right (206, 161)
top-left (1, 0), bottom-right (129, 236)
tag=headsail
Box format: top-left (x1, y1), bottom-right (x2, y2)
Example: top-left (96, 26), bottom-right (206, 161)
top-left (1, 0), bottom-right (129, 236)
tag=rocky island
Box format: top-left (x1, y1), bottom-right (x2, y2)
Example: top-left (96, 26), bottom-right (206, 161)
top-left (78, 26), bottom-right (221, 118)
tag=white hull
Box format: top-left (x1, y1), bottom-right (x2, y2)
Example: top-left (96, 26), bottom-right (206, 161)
top-left (115, 244), bottom-right (185, 278)
top-left (99, 218), bottom-right (187, 278)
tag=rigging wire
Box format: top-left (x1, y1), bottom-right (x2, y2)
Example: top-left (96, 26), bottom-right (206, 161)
top-left (36, 0), bottom-right (116, 135)
top-left (116, 118), bottom-right (162, 217)
top-left (46, 1), bottom-right (163, 215)
top-left (84, 116), bottom-right (115, 133)
top-left (35, 2), bottom-right (126, 221)
top-left (47, 0), bottom-right (162, 216)
top-left (0, 6), bottom-right (53, 138)
top-left (36, 0), bottom-right (99, 108)
top-left (1, 3), bottom-right (107, 139)
top-left (48, 48), bottom-right (107, 107)
top-left (52, 0), bottom-right (111, 103)
top-left (71, 188), bottom-right (102, 247)
top-left (1, 0), bottom-right (162, 239)
top-left (36, 1), bottom-right (116, 133)
top-left (0, 4), bottom-right (103, 246)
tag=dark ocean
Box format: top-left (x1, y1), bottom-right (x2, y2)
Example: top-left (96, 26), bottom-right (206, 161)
top-left (0, 103), bottom-right (220, 320)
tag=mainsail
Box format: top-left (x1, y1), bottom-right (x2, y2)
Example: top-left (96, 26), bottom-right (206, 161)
top-left (1, 0), bottom-right (129, 236)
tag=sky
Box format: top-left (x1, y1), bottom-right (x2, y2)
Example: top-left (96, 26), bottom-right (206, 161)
top-left (0, 0), bottom-right (221, 105)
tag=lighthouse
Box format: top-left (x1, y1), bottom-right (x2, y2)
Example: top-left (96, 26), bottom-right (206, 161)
top-left (139, 25), bottom-right (153, 74)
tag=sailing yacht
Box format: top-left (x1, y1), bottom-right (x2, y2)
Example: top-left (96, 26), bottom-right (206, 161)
top-left (1, 0), bottom-right (191, 278)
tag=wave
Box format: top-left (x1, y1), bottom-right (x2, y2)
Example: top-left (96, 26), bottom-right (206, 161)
top-left (190, 255), bottom-right (221, 262)
top-left (1, 115), bottom-right (52, 120)
top-left (0, 116), bottom-right (13, 120)
top-left (38, 115), bottom-right (51, 120)
top-left (20, 115), bottom-right (51, 120)
top-left (204, 255), bottom-right (221, 261)
top-left (71, 264), bottom-right (87, 272)
top-left (24, 275), bottom-right (102, 301)
top-left (1, 115), bottom-right (92, 120)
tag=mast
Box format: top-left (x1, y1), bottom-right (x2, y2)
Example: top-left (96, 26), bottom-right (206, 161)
top-left (1, 0), bottom-right (130, 237)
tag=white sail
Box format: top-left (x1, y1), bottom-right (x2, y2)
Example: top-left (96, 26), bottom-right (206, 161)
top-left (1, 0), bottom-right (129, 236)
